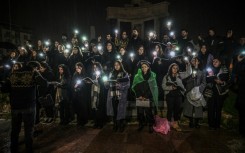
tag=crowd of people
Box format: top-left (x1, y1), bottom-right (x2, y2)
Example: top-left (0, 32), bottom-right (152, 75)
top-left (0, 27), bottom-right (245, 152)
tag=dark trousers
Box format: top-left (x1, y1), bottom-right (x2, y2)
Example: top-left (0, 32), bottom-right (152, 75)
top-left (73, 97), bottom-right (88, 126)
top-left (11, 108), bottom-right (36, 153)
top-left (236, 90), bottom-right (245, 137)
top-left (137, 107), bottom-right (154, 126)
top-left (238, 109), bottom-right (245, 136)
top-left (44, 104), bottom-right (55, 118)
top-left (166, 95), bottom-right (182, 121)
top-left (59, 100), bottom-right (71, 124)
top-left (208, 94), bottom-right (225, 128)
top-left (35, 102), bottom-right (41, 124)
top-left (91, 105), bottom-right (106, 127)
top-left (112, 97), bottom-right (119, 122)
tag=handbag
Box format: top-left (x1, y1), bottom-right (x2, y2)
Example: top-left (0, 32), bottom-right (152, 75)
top-left (186, 86), bottom-right (206, 107)
top-left (136, 98), bottom-right (150, 107)
top-left (39, 94), bottom-right (54, 107)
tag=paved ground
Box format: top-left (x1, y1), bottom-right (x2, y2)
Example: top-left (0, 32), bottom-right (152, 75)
top-left (1, 118), bottom-right (245, 153)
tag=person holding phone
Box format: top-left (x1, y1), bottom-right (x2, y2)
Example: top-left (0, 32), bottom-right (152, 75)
top-left (104, 60), bottom-right (130, 132)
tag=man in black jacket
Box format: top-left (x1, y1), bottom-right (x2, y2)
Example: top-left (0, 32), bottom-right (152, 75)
top-left (1, 61), bottom-right (47, 153)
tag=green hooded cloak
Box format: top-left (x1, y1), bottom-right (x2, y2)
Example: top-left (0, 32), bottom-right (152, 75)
top-left (131, 69), bottom-right (159, 111)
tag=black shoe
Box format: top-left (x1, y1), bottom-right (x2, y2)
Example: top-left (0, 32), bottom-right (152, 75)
top-left (63, 121), bottom-right (70, 125)
top-left (59, 121), bottom-right (64, 125)
top-left (195, 124), bottom-right (200, 129)
top-left (113, 124), bottom-right (118, 132)
top-left (93, 123), bottom-right (98, 129)
top-left (137, 125), bottom-right (144, 132)
top-left (119, 121), bottom-right (126, 132)
top-left (148, 126), bottom-right (153, 133)
top-left (98, 125), bottom-right (104, 129)
top-left (189, 122), bottom-right (194, 128)
top-left (33, 130), bottom-right (43, 137)
top-left (194, 119), bottom-right (200, 129)
top-left (119, 126), bottom-right (125, 133)
top-left (189, 118), bottom-right (194, 128)
top-left (119, 120), bottom-right (126, 133)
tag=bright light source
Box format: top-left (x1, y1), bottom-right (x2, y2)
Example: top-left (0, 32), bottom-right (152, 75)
top-left (66, 44), bottom-right (71, 49)
top-left (149, 32), bottom-right (153, 37)
top-left (170, 31), bottom-right (174, 36)
top-left (95, 71), bottom-right (101, 76)
top-left (102, 76), bottom-right (108, 82)
top-left (207, 67), bottom-right (212, 72)
top-left (192, 70), bottom-right (197, 77)
top-left (5, 64), bottom-right (10, 69)
top-left (74, 29), bottom-right (79, 34)
top-left (76, 80), bottom-right (82, 84)
top-left (64, 49), bottom-right (69, 53)
top-left (170, 51), bottom-right (175, 57)
top-left (184, 56), bottom-right (188, 61)
top-left (153, 51), bottom-right (157, 56)
top-left (39, 53), bottom-right (44, 57)
top-left (175, 47), bottom-right (180, 51)
top-left (116, 55), bottom-right (121, 59)
top-left (130, 53), bottom-right (134, 57)
top-left (97, 45), bottom-right (102, 50)
top-left (167, 21), bottom-right (172, 26)
top-left (82, 36), bottom-right (87, 41)
top-left (45, 41), bottom-right (50, 46)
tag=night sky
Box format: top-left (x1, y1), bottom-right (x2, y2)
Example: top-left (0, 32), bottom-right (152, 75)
top-left (0, 0), bottom-right (244, 43)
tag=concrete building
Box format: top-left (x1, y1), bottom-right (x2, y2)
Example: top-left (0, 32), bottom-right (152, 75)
top-left (0, 22), bottom-right (32, 46)
top-left (106, 0), bottom-right (169, 39)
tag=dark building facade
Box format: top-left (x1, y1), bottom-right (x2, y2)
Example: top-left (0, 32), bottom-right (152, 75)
top-left (106, 0), bottom-right (169, 38)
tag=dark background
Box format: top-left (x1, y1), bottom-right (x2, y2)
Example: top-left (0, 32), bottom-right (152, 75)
top-left (0, 0), bottom-right (244, 42)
